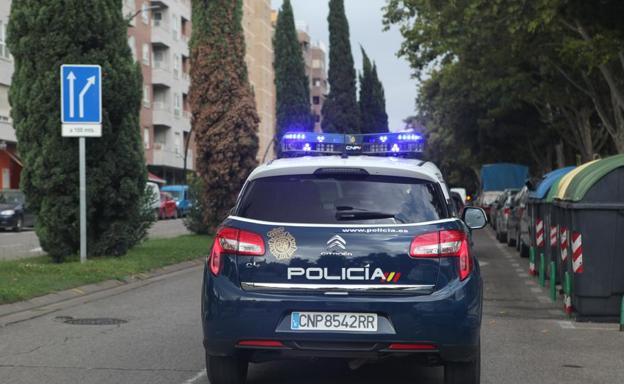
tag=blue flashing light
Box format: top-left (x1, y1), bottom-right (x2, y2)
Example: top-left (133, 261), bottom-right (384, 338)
top-left (279, 132), bottom-right (424, 158)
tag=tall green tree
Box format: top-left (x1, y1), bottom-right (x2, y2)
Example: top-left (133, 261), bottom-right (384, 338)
top-left (359, 48), bottom-right (389, 133)
top-left (8, 0), bottom-right (150, 260)
top-left (321, 0), bottom-right (360, 133)
top-left (189, 0), bottom-right (259, 233)
top-left (273, 0), bottom-right (313, 142)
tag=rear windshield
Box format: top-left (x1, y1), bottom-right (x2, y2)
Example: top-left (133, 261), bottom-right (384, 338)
top-left (236, 174), bottom-right (449, 224)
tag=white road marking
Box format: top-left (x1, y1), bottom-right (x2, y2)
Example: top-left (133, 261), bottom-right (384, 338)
top-left (530, 287), bottom-right (542, 293)
top-left (558, 320), bottom-right (575, 329)
top-left (181, 370), bottom-right (206, 384)
top-left (549, 309), bottom-right (562, 316)
top-left (537, 296), bottom-right (551, 303)
top-left (515, 268), bottom-right (524, 273)
top-left (525, 280), bottom-right (536, 285)
top-left (479, 261), bottom-right (489, 267)
top-left (518, 273), bottom-right (529, 278)
top-left (512, 263), bottom-right (520, 268)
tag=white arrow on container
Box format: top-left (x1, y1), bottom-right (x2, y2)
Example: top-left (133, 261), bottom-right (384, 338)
top-left (78, 76), bottom-right (96, 118)
top-left (67, 71), bottom-right (76, 118)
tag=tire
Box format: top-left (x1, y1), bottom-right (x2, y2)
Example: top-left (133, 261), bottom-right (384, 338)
top-left (206, 355), bottom-right (248, 384)
top-left (520, 241), bottom-right (530, 258)
top-left (445, 342), bottom-right (481, 384)
top-left (507, 233), bottom-right (516, 247)
top-left (13, 216), bottom-right (23, 233)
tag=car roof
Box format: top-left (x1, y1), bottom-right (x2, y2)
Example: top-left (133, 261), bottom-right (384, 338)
top-left (250, 156), bottom-right (450, 199)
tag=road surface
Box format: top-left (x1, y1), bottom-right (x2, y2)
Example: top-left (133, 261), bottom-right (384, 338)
top-left (0, 229), bottom-right (622, 384)
top-left (0, 218), bottom-right (190, 261)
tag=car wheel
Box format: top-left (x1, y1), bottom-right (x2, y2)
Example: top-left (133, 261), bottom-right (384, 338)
top-left (206, 354), bottom-right (248, 384)
top-left (507, 232), bottom-right (516, 247)
top-left (13, 216), bottom-right (23, 233)
top-left (445, 342), bottom-right (480, 384)
top-left (520, 242), bottom-right (530, 258)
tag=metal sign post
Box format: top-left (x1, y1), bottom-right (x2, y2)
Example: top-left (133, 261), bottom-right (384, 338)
top-left (61, 64), bottom-right (102, 263)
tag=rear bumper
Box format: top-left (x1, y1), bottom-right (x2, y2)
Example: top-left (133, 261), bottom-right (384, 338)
top-left (0, 215), bottom-right (17, 228)
top-left (201, 268), bottom-right (482, 363)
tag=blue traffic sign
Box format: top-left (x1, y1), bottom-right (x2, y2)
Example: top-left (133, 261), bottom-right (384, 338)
top-left (61, 65), bottom-right (102, 124)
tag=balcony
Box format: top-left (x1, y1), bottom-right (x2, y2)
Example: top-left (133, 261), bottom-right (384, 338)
top-left (152, 102), bottom-right (174, 128)
top-left (152, 63), bottom-right (172, 87)
top-left (0, 118), bottom-right (16, 142)
top-left (152, 144), bottom-right (194, 170)
top-left (151, 22), bottom-right (172, 48)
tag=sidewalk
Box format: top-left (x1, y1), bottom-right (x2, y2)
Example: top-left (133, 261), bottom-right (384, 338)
top-left (0, 219), bottom-right (190, 261)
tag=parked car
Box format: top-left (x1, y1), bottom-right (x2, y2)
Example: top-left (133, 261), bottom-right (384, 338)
top-left (0, 190), bottom-right (35, 232)
top-left (159, 192), bottom-right (178, 220)
top-left (492, 189), bottom-right (519, 239)
top-left (146, 182), bottom-right (161, 218)
top-left (507, 186), bottom-right (530, 256)
top-left (450, 187), bottom-right (467, 204)
top-left (476, 191), bottom-right (503, 222)
top-left (161, 185), bottom-right (190, 217)
top-left (450, 190), bottom-right (465, 217)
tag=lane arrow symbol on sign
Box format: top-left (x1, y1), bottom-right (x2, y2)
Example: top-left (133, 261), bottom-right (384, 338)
top-left (67, 71), bottom-right (76, 118)
top-left (78, 76), bottom-right (96, 118)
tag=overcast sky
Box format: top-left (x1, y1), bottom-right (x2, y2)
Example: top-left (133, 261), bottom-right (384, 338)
top-left (270, 0), bottom-right (418, 131)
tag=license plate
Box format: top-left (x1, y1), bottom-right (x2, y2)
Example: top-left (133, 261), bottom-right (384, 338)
top-left (290, 312), bottom-right (378, 332)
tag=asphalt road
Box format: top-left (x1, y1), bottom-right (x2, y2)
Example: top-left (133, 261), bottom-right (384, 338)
top-left (1, 229), bottom-right (623, 384)
top-left (0, 218), bottom-right (190, 261)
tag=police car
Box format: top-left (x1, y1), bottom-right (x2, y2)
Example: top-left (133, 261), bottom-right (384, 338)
top-left (201, 132), bottom-right (487, 384)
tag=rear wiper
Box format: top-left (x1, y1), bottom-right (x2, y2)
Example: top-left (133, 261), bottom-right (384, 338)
top-left (335, 211), bottom-right (403, 222)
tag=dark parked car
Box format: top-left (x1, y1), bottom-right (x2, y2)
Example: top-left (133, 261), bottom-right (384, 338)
top-left (0, 190), bottom-right (35, 232)
top-left (507, 186), bottom-right (530, 256)
top-left (493, 189), bottom-right (519, 242)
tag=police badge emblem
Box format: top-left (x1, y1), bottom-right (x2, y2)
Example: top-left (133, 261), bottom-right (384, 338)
top-left (267, 227), bottom-right (297, 260)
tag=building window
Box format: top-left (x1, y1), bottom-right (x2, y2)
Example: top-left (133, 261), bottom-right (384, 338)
top-left (172, 13), bottom-right (179, 40)
top-left (312, 59), bottom-right (322, 69)
top-left (313, 78), bottom-right (322, 87)
top-left (315, 114), bottom-right (321, 123)
top-left (144, 128), bottom-right (150, 149)
top-left (0, 21), bottom-right (10, 60)
top-left (152, 11), bottom-right (163, 27)
top-left (173, 93), bottom-right (181, 116)
top-left (142, 43), bottom-right (150, 66)
top-left (141, 2), bottom-right (150, 24)
top-left (143, 85), bottom-right (150, 107)
top-left (173, 54), bottom-right (180, 78)
top-left (174, 132), bottom-right (181, 153)
top-left (0, 84), bottom-right (10, 122)
top-left (312, 96), bottom-right (320, 105)
top-left (127, 36), bottom-right (136, 62)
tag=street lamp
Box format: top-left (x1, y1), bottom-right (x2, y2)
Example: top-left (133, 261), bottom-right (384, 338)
top-left (125, 5), bottom-right (162, 24)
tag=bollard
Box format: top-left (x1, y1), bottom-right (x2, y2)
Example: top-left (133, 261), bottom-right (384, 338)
top-left (620, 297), bottom-right (624, 332)
top-left (564, 272), bottom-right (573, 316)
top-left (539, 253), bottom-right (545, 287)
top-left (529, 247), bottom-right (536, 276)
top-left (550, 261), bottom-right (557, 302)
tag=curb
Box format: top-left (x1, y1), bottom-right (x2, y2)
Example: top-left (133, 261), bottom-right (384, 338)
top-left (0, 258), bottom-right (204, 328)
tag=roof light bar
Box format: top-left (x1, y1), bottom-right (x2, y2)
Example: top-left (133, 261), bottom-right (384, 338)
top-left (279, 132), bottom-right (424, 158)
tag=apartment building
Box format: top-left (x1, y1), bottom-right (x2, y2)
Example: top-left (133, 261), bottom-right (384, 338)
top-left (125, 0), bottom-right (193, 184)
top-left (297, 25), bottom-right (328, 133)
top-left (243, 0), bottom-right (276, 162)
top-left (0, 0), bottom-right (20, 190)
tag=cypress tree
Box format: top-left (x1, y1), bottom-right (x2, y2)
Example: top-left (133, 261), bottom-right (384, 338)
top-left (371, 63), bottom-right (389, 132)
top-left (358, 48), bottom-right (377, 133)
top-left (321, 0), bottom-right (360, 133)
top-left (359, 49), bottom-right (389, 133)
top-left (274, 0), bottom-right (313, 143)
top-left (189, 0), bottom-right (259, 232)
top-left (7, 0), bottom-right (150, 259)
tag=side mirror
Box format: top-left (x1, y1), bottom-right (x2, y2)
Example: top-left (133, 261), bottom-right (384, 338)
top-left (462, 207), bottom-right (488, 230)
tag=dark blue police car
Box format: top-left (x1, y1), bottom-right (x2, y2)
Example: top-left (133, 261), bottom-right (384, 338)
top-left (201, 132), bottom-right (487, 384)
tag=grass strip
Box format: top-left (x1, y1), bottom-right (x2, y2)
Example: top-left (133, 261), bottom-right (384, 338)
top-left (0, 234), bottom-right (212, 305)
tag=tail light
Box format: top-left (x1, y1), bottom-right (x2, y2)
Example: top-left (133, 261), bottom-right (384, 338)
top-left (503, 207), bottom-right (511, 216)
top-left (410, 230), bottom-right (472, 280)
top-left (209, 227), bottom-right (265, 276)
